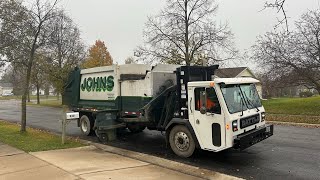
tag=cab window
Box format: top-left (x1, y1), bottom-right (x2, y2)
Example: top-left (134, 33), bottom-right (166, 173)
top-left (194, 87), bottom-right (221, 114)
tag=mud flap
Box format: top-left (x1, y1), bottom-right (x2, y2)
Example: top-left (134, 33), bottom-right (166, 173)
top-left (94, 110), bottom-right (125, 142)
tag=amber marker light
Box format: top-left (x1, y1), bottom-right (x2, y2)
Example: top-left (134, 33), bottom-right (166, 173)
top-left (210, 82), bottom-right (215, 87)
top-left (226, 123), bottom-right (230, 130)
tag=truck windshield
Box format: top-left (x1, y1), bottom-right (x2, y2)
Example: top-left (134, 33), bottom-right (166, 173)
top-left (221, 84), bottom-right (262, 114)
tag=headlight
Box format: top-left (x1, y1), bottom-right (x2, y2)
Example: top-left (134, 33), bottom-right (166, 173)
top-left (261, 112), bottom-right (266, 122)
top-left (232, 120), bottom-right (238, 132)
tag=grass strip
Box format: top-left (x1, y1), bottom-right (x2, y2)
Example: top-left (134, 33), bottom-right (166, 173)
top-left (267, 114), bottom-right (320, 124)
top-left (27, 99), bottom-right (62, 108)
top-left (0, 120), bottom-right (84, 152)
top-left (262, 96), bottom-right (320, 116)
top-left (0, 95), bottom-right (58, 101)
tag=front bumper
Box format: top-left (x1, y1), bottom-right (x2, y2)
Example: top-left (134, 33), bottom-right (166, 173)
top-left (234, 124), bottom-right (273, 150)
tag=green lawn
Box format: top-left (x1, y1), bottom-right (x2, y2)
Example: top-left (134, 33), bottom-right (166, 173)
top-left (0, 120), bottom-right (84, 152)
top-left (0, 95), bottom-right (63, 108)
top-left (262, 96), bottom-right (320, 124)
top-left (27, 99), bottom-right (62, 108)
top-left (262, 96), bottom-right (320, 116)
top-left (0, 95), bottom-right (57, 101)
top-left (0, 95), bottom-right (22, 100)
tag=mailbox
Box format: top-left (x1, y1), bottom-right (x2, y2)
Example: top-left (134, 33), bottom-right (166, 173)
top-left (66, 112), bottom-right (79, 120)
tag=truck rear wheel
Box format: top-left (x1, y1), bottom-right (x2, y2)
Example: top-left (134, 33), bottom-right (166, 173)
top-left (169, 125), bottom-right (195, 158)
top-left (80, 115), bottom-right (93, 136)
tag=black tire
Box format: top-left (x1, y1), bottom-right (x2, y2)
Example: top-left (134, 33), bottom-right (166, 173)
top-left (95, 129), bottom-right (108, 143)
top-left (79, 115), bottom-right (93, 136)
top-left (127, 123), bottom-right (146, 133)
top-left (169, 125), bottom-right (196, 158)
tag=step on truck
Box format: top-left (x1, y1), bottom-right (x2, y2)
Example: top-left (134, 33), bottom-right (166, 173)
top-left (62, 64), bottom-right (273, 157)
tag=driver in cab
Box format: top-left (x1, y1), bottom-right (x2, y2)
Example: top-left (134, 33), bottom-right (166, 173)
top-left (197, 90), bottom-right (219, 113)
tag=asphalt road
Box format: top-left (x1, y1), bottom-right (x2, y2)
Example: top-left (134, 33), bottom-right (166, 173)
top-left (0, 100), bottom-right (319, 180)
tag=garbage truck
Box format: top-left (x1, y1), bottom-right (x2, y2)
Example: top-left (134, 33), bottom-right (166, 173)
top-left (62, 64), bottom-right (273, 157)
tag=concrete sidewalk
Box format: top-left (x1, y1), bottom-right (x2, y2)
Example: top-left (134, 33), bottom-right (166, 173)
top-left (0, 142), bottom-right (205, 180)
top-left (0, 142), bottom-right (78, 180)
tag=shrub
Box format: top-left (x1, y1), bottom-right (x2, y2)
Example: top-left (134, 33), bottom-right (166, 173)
top-left (299, 91), bottom-right (313, 98)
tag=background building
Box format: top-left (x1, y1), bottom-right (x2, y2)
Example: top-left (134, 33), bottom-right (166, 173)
top-left (0, 83), bottom-right (13, 95)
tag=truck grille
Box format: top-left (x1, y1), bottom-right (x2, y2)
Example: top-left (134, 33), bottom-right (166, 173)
top-left (240, 114), bottom-right (260, 129)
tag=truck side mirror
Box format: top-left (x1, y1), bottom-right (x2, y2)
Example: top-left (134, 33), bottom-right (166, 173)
top-left (200, 91), bottom-right (207, 114)
top-left (200, 106), bottom-right (206, 114)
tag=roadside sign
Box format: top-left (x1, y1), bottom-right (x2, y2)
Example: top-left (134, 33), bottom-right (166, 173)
top-left (66, 112), bottom-right (79, 120)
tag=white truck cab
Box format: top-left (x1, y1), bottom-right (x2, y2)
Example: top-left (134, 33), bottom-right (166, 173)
top-left (172, 77), bottom-right (273, 156)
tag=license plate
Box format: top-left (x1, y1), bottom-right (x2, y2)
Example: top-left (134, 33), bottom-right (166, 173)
top-left (266, 126), bottom-right (271, 133)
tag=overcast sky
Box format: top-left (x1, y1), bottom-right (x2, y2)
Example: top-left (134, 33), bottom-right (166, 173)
top-left (60, 0), bottom-right (319, 66)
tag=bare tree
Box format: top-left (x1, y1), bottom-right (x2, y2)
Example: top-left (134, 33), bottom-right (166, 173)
top-left (137, 0), bottom-right (236, 65)
top-left (31, 53), bottom-right (48, 104)
top-left (44, 10), bottom-right (86, 99)
top-left (0, 0), bottom-right (58, 132)
top-left (253, 10), bottom-right (320, 95)
top-left (263, 0), bottom-right (288, 32)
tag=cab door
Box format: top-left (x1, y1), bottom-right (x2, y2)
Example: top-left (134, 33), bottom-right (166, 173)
top-left (188, 86), bottom-right (226, 151)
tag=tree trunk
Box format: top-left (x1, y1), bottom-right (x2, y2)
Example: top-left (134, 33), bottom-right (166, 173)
top-left (21, 93), bottom-right (27, 132)
top-left (45, 84), bottom-right (49, 99)
top-left (27, 91), bottom-right (30, 102)
top-left (21, 41), bottom-right (36, 132)
top-left (36, 83), bottom-right (40, 104)
top-left (21, 67), bottom-right (32, 132)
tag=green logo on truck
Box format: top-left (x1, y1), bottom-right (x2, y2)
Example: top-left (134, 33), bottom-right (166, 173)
top-left (81, 76), bottom-right (114, 92)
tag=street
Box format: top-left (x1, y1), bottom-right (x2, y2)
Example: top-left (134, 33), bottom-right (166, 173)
top-left (0, 100), bottom-right (319, 180)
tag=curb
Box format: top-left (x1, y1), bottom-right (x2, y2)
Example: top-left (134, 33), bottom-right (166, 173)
top-left (267, 121), bottom-right (320, 128)
top-left (86, 142), bottom-right (242, 180)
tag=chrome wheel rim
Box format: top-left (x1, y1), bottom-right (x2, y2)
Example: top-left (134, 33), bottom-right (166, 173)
top-left (81, 120), bottom-right (88, 132)
top-left (174, 132), bottom-right (190, 151)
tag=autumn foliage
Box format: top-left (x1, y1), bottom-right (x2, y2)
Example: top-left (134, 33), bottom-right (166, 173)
top-left (82, 40), bottom-right (113, 68)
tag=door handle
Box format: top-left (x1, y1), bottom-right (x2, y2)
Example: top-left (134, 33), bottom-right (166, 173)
top-left (190, 97), bottom-right (192, 113)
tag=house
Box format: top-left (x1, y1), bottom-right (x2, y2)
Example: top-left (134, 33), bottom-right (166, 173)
top-left (0, 83), bottom-right (13, 95)
top-left (214, 67), bottom-right (263, 98)
top-left (31, 89), bottom-right (45, 96)
top-left (31, 85), bottom-right (56, 96)
top-left (30, 84), bottom-right (57, 96)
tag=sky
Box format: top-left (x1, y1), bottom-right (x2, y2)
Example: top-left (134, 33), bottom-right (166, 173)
top-left (59, 0), bottom-right (319, 67)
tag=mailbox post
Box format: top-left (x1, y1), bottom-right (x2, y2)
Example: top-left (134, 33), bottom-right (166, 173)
top-left (61, 105), bottom-right (79, 144)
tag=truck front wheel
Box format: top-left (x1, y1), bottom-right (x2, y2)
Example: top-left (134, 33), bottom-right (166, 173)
top-left (169, 125), bottom-right (195, 158)
top-left (80, 115), bottom-right (93, 136)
